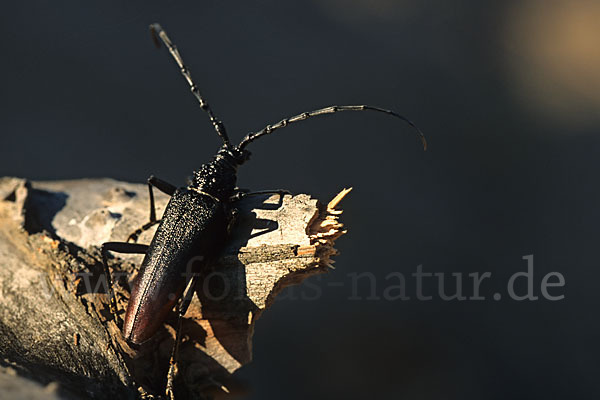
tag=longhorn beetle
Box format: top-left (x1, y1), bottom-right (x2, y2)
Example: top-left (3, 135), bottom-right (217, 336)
top-left (100, 23), bottom-right (426, 399)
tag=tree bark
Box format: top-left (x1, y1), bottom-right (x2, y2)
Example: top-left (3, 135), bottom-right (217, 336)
top-left (0, 177), bottom-right (349, 399)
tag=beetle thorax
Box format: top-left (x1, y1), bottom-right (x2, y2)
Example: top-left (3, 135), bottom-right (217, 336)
top-left (189, 154), bottom-right (238, 201)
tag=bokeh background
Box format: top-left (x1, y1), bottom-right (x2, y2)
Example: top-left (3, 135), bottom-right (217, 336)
top-left (2, 1), bottom-right (599, 398)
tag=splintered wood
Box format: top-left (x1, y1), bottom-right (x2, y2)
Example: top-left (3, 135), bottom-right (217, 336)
top-left (306, 187), bottom-right (352, 268)
top-left (176, 188), bottom-right (352, 383)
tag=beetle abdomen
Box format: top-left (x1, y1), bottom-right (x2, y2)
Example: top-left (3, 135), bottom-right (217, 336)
top-left (123, 188), bottom-right (227, 344)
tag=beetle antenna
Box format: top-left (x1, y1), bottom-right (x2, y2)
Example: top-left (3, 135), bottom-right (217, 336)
top-left (150, 23), bottom-right (231, 147)
top-left (237, 104), bottom-right (427, 151)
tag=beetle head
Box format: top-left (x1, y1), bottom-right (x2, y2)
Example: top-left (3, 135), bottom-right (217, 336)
top-left (217, 145), bottom-right (251, 166)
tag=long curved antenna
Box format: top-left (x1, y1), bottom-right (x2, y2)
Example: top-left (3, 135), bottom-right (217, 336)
top-left (237, 104), bottom-right (427, 151)
top-left (150, 23), bottom-right (230, 146)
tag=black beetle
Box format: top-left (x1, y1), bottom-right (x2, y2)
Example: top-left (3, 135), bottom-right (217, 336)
top-left (100, 23), bottom-right (425, 398)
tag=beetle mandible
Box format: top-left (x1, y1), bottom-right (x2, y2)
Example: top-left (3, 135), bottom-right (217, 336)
top-left (100, 23), bottom-right (426, 398)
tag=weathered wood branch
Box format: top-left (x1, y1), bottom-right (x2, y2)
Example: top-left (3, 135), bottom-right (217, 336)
top-left (0, 177), bottom-right (349, 399)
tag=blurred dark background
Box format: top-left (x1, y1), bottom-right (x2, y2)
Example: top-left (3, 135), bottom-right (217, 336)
top-left (1, 0), bottom-right (599, 399)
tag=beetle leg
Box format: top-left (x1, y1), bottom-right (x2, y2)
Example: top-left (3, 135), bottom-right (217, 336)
top-left (100, 242), bottom-right (149, 324)
top-left (148, 174), bottom-right (177, 197)
top-left (226, 207), bottom-right (239, 235)
top-left (166, 274), bottom-right (199, 400)
top-left (229, 189), bottom-right (290, 203)
top-left (127, 219), bottom-right (161, 244)
top-left (127, 175), bottom-right (177, 243)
